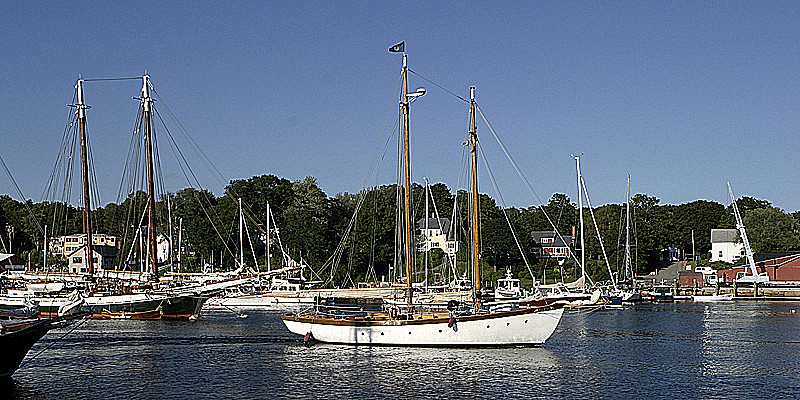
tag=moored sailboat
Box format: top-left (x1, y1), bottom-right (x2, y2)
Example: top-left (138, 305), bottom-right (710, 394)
top-left (281, 45), bottom-right (564, 345)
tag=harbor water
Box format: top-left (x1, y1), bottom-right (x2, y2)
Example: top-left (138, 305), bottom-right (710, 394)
top-left (4, 301), bottom-right (800, 399)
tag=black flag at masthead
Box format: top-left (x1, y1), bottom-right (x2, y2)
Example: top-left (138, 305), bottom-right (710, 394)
top-left (388, 41), bottom-right (405, 53)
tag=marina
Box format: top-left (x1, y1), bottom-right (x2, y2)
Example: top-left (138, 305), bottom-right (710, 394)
top-left (3, 2), bottom-right (800, 399)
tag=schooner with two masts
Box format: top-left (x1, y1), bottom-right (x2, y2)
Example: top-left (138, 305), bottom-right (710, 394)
top-left (281, 44), bottom-right (564, 345)
top-left (30, 76), bottom-right (246, 319)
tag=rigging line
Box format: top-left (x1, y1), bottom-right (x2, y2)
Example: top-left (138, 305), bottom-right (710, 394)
top-left (157, 109), bottom-right (239, 262)
top-left (42, 90), bottom-right (78, 202)
top-left (580, 175), bottom-right (613, 289)
top-left (475, 103), bottom-right (586, 273)
top-left (548, 305), bottom-right (606, 338)
top-left (324, 72), bottom-right (403, 284)
top-left (84, 131), bottom-right (103, 210)
top-left (0, 155), bottom-right (45, 236)
top-left (81, 77), bottom-right (143, 82)
top-left (161, 127), bottom-right (237, 263)
top-left (407, 69), bottom-right (469, 103)
top-left (18, 317), bottom-right (89, 370)
top-left (428, 181), bottom-right (457, 275)
top-left (117, 107), bottom-right (143, 203)
top-left (150, 86), bottom-right (257, 240)
top-left (615, 198), bottom-right (625, 276)
top-left (149, 85), bottom-right (229, 191)
top-left (242, 210), bottom-right (259, 268)
top-left (118, 110), bottom-right (145, 269)
top-left (475, 140), bottom-right (535, 282)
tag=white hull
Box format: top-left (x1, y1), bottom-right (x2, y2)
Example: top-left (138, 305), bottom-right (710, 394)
top-left (206, 294), bottom-right (315, 311)
top-left (283, 307), bottom-right (564, 346)
top-left (692, 293), bottom-right (734, 302)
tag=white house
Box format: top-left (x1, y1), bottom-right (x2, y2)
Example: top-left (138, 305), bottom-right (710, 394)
top-left (417, 217), bottom-right (458, 256)
top-left (64, 244), bottom-right (119, 273)
top-left (531, 231), bottom-right (572, 259)
top-left (50, 234), bottom-right (121, 273)
top-left (709, 229), bottom-right (745, 263)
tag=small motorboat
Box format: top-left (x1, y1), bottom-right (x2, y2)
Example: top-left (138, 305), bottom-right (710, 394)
top-left (100, 308), bottom-right (162, 320)
top-left (692, 293), bottom-right (734, 302)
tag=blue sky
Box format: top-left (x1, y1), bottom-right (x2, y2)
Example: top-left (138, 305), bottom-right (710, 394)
top-left (2, 1), bottom-right (799, 211)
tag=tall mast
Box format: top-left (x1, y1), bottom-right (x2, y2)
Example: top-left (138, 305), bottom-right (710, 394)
top-left (401, 53), bottom-right (414, 310)
top-left (469, 87), bottom-right (481, 301)
top-left (141, 75), bottom-right (158, 279)
top-left (625, 173), bottom-right (631, 281)
top-left (178, 218), bottom-right (182, 271)
top-left (424, 177), bottom-right (429, 292)
top-left (573, 154), bottom-right (585, 285)
top-left (239, 197), bottom-right (244, 269)
top-left (76, 78), bottom-right (94, 276)
top-left (266, 202), bottom-right (271, 273)
top-left (168, 195), bottom-right (174, 272)
top-left (43, 225), bottom-right (48, 271)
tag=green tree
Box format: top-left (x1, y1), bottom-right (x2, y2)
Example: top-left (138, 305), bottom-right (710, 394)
top-left (743, 207), bottom-right (800, 253)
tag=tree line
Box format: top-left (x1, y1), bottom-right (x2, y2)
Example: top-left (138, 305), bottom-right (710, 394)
top-left (2, 174), bottom-right (799, 286)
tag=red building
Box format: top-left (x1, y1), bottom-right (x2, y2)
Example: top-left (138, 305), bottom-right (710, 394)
top-left (717, 254), bottom-right (800, 283)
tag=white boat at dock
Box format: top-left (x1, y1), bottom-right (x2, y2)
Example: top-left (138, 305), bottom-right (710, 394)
top-left (692, 293), bottom-right (734, 302)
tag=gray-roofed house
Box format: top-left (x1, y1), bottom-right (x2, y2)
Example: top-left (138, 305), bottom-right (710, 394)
top-left (417, 217), bottom-right (458, 256)
top-left (709, 228), bottom-right (745, 263)
top-left (531, 231), bottom-right (572, 259)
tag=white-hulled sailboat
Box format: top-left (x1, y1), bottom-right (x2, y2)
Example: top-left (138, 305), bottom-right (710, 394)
top-left (281, 44), bottom-right (564, 346)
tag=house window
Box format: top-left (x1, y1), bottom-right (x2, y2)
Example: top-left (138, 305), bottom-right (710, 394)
top-left (72, 256), bottom-right (83, 264)
top-left (541, 238), bottom-right (554, 244)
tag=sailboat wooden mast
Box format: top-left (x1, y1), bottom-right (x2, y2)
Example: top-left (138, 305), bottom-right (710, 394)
top-left (401, 54), bottom-right (414, 309)
top-left (468, 87), bottom-right (480, 301)
top-left (141, 75), bottom-right (159, 279)
top-left (75, 78), bottom-right (94, 276)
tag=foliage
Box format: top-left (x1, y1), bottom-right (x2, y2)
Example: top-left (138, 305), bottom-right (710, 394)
top-left (3, 175), bottom-right (800, 287)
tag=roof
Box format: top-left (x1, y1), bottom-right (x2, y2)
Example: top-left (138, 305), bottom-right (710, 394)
top-left (416, 217), bottom-right (451, 232)
top-left (710, 229), bottom-right (739, 243)
top-left (753, 253), bottom-right (798, 263)
top-left (0, 253), bottom-right (13, 263)
top-left (65, 244), bottom-right (120, 258)
top-left (531, 231), bottom-right (573, 247)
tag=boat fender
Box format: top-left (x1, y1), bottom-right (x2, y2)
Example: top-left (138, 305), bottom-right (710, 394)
top-left (447, 300), bottom-right (459, 312)
top-left (303, 331), bottom-right (313, 345)
top-left (448, 312), bottom-right (456, 328)
top-left (389, 306), bottom-right (399, 320)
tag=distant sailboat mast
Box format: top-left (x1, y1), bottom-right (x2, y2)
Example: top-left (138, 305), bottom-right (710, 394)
top-left (140, 75), bottom-right (158, 279)
top-left (469, 87), bottom-right (481, 303)
top-left (572, 154), bottom-right (585, 286)
top-left (75, 78), bottom-right (94, 276)
top-left (401, 52), bottom-right (414, 310)
top-left (625, 173), bottom-right (632, 281)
